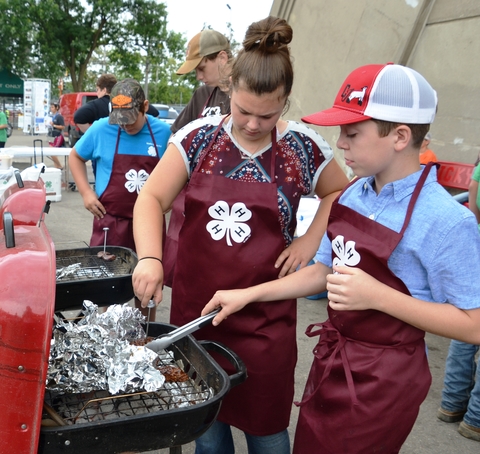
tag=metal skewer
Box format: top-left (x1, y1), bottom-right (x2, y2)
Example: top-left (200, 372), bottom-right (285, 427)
top-left (146, 300), bottom-right (156, 337)
top-left (103, 227), bottom-right (109, 253)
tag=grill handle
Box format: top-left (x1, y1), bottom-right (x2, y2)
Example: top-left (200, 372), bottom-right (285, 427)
top-left (3, 212), bottom-right (15, 248)
top-left (199, 340), bottom-right (247, 389)
top-left (14, 169), bottom-right (24, 188)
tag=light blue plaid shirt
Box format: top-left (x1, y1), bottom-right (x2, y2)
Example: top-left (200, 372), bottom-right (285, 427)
top-left (316, 166), bottom-right (480, 310)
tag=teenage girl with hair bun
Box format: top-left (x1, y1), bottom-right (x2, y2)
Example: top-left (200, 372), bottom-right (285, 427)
top-left (133, 16), bottom-right (348, 453)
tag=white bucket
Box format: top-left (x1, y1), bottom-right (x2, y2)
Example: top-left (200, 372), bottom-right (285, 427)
top-left (22, 165), bottom-right (62, 202)
top-left (0, 155), bottom-right (13, 170)
top-left (40, 167), bottom-right (62, 202)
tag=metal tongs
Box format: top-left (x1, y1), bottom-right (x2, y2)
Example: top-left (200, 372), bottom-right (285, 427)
top-left (145, 308), bottom-right (221, 353)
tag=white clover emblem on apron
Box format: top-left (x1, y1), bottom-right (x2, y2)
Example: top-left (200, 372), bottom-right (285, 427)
top-left (124, 169), bottom-right (149, 194)
top-left (206, 201), bottom-right (252, 246)
top-left (331, 234), bottom-right (360, 271)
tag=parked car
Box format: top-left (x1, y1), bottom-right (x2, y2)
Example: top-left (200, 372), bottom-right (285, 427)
top-left (151, 104), bottom-right (178, 125)
top-left (59, 92), bottom-right (97, 146)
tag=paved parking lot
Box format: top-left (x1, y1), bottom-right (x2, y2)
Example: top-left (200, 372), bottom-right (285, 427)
top-left (5, 129), bottom-right (479, 453)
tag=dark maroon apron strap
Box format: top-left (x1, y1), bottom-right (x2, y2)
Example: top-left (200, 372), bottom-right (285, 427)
top-left (399, 162), bottom-right (435, 235)
top-left (112, 117), bottom-right (159, 158)
top-left (194, 117), bottom-right (277, 177)
top-left (199, 87), bottom-right (217, 118)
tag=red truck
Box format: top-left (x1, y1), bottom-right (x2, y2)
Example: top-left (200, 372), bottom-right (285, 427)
top-left (59, 92), bottom-right (97, 146)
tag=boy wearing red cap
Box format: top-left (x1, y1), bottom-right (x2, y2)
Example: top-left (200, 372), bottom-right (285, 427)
top-left (201, 63), bottom-right (480, 452)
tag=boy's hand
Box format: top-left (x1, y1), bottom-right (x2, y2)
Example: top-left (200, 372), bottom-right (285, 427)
top-left (201, 289), bottom-right (252, 326)
top-left (326, 265), bottom-right (384, 311)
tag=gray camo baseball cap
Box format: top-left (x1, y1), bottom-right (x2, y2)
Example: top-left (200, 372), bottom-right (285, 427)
top-left (109, 78), bottom-right (145, 125)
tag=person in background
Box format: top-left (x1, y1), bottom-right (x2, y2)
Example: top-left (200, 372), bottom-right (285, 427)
top-left (74, 73), bottom-right (159, 132)
top-left (419, 131), bottom-right (437, 164)
top-left (48, 102), bottom-right (65, 169)
top-left (0, 109), bottom-right (8, 148)
top-left (200, 63), bottom-right (480, 453)
top-left (73, 74), bottom-right (158, 178)
top-left (436, 164), bottom-right (480, 442)
top-left (132, 16), bottom-right (348, 453)
top-left (163, 28), bottom-right (234, 286)
top-left (69, 78), bottom-right (171, 320)
top-left (474, 151), bottom-right (480, 167)
top-left (171, 28), bottom-right (233, 134)
top-left (74, 74), bottom-right (118, 134)
top-left (147, 103), bottom-right (159, 117)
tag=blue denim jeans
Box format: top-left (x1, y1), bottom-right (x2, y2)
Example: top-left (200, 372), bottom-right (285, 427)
top-left (194, 421), bottom-right (291, 454)
top-left (441, 339), bottom-right (480, 428)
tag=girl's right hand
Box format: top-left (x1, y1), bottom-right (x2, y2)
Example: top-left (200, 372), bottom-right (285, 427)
top-left (132, 258), bottom-right (164, 308)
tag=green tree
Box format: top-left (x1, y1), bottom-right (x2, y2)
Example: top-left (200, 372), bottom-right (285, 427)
top-left (0, 0), bottom-right (33, 76)
top-left (0, 0), bottom-right (238, 105)
top-left (0, 0), bottom-right (187, 96)
top-left (106, 0), bottom-right (187, 101)
top-left (32, 0), bottom-right (135, 91)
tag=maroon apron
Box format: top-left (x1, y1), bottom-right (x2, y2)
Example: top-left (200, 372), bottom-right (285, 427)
top-left (163, 94), bottom-right (227, 287)
top-left (162, 188), bottom-right (185, 286)
top-left (90, 119), bottom-right (161, 251)
top-left (170, 120), bottom-right (298, 435)
top-left (293, 165), bottom-right (434, 453)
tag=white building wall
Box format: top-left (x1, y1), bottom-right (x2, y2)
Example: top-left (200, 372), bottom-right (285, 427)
top-left (271, 0), bottom-right (480, 165)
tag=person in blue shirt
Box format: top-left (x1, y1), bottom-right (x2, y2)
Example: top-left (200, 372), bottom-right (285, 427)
top-left (435, 162), bottom-right (480, 442)
top-left (69, 78), bottom-right (170, 320)
top-left (200, 63), bottom-right (480, 453)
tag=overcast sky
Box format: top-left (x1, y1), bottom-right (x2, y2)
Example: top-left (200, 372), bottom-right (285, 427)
top-left (162, 0), bottom-right (274, 43)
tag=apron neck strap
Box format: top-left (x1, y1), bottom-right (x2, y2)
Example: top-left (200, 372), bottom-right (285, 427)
top-left (334, 162), bottom-right (436, 237)
top-left (114, 116), bottom-right (159, 156)
top-left (399, 162), bottom-right (436, 236)
top-left (199, 87), bottom-right (217, 119)
top-left (195, 116), bottom-right (277, 181)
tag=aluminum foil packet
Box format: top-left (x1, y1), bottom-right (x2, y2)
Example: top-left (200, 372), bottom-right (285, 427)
top-left (47, 301), bottom-right (165, 395)
top-left (56, 263), bottom-right (114, 280)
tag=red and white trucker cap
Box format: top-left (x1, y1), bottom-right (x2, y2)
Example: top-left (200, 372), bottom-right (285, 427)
top-left (302, 63), bottom-right (437, 126)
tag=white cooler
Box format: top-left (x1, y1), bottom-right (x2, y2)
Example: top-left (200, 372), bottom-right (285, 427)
top-left (40, 167), bottom-right (62, 202)
top-left (21, 164), bottom-right (62, 202)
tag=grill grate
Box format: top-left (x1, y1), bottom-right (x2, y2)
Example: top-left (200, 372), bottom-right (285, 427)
top-left (44, 347), bottom-right (214, 425)
top-left (56, 255), bottom-right (131, 281)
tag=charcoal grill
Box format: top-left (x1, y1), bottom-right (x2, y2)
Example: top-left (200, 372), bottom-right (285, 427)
top-left (55, 246), bottom-right (138, 311)
top-left (0, 177), bottom-right (247, 454)
top-left (39, 324), bottom-right (246, 454)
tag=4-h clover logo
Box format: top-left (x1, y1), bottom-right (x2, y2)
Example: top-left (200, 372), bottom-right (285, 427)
top-left (124, 169), bottom-right (149, 194)
top-left (147, 145), bottom-right (157, 157)
top-left (206, 201), bottom-right (252, 246)
top-left (331, 235), bottom-right (360, 270)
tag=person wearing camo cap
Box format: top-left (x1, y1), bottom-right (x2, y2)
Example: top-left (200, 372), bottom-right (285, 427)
top-left (69, 78), bottom-right (171, 320)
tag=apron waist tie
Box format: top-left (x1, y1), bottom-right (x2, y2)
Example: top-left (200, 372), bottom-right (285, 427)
top-left (295, 321), bottom-right (359, 407)
top-left (295, 320), bottom-right (426, 409)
